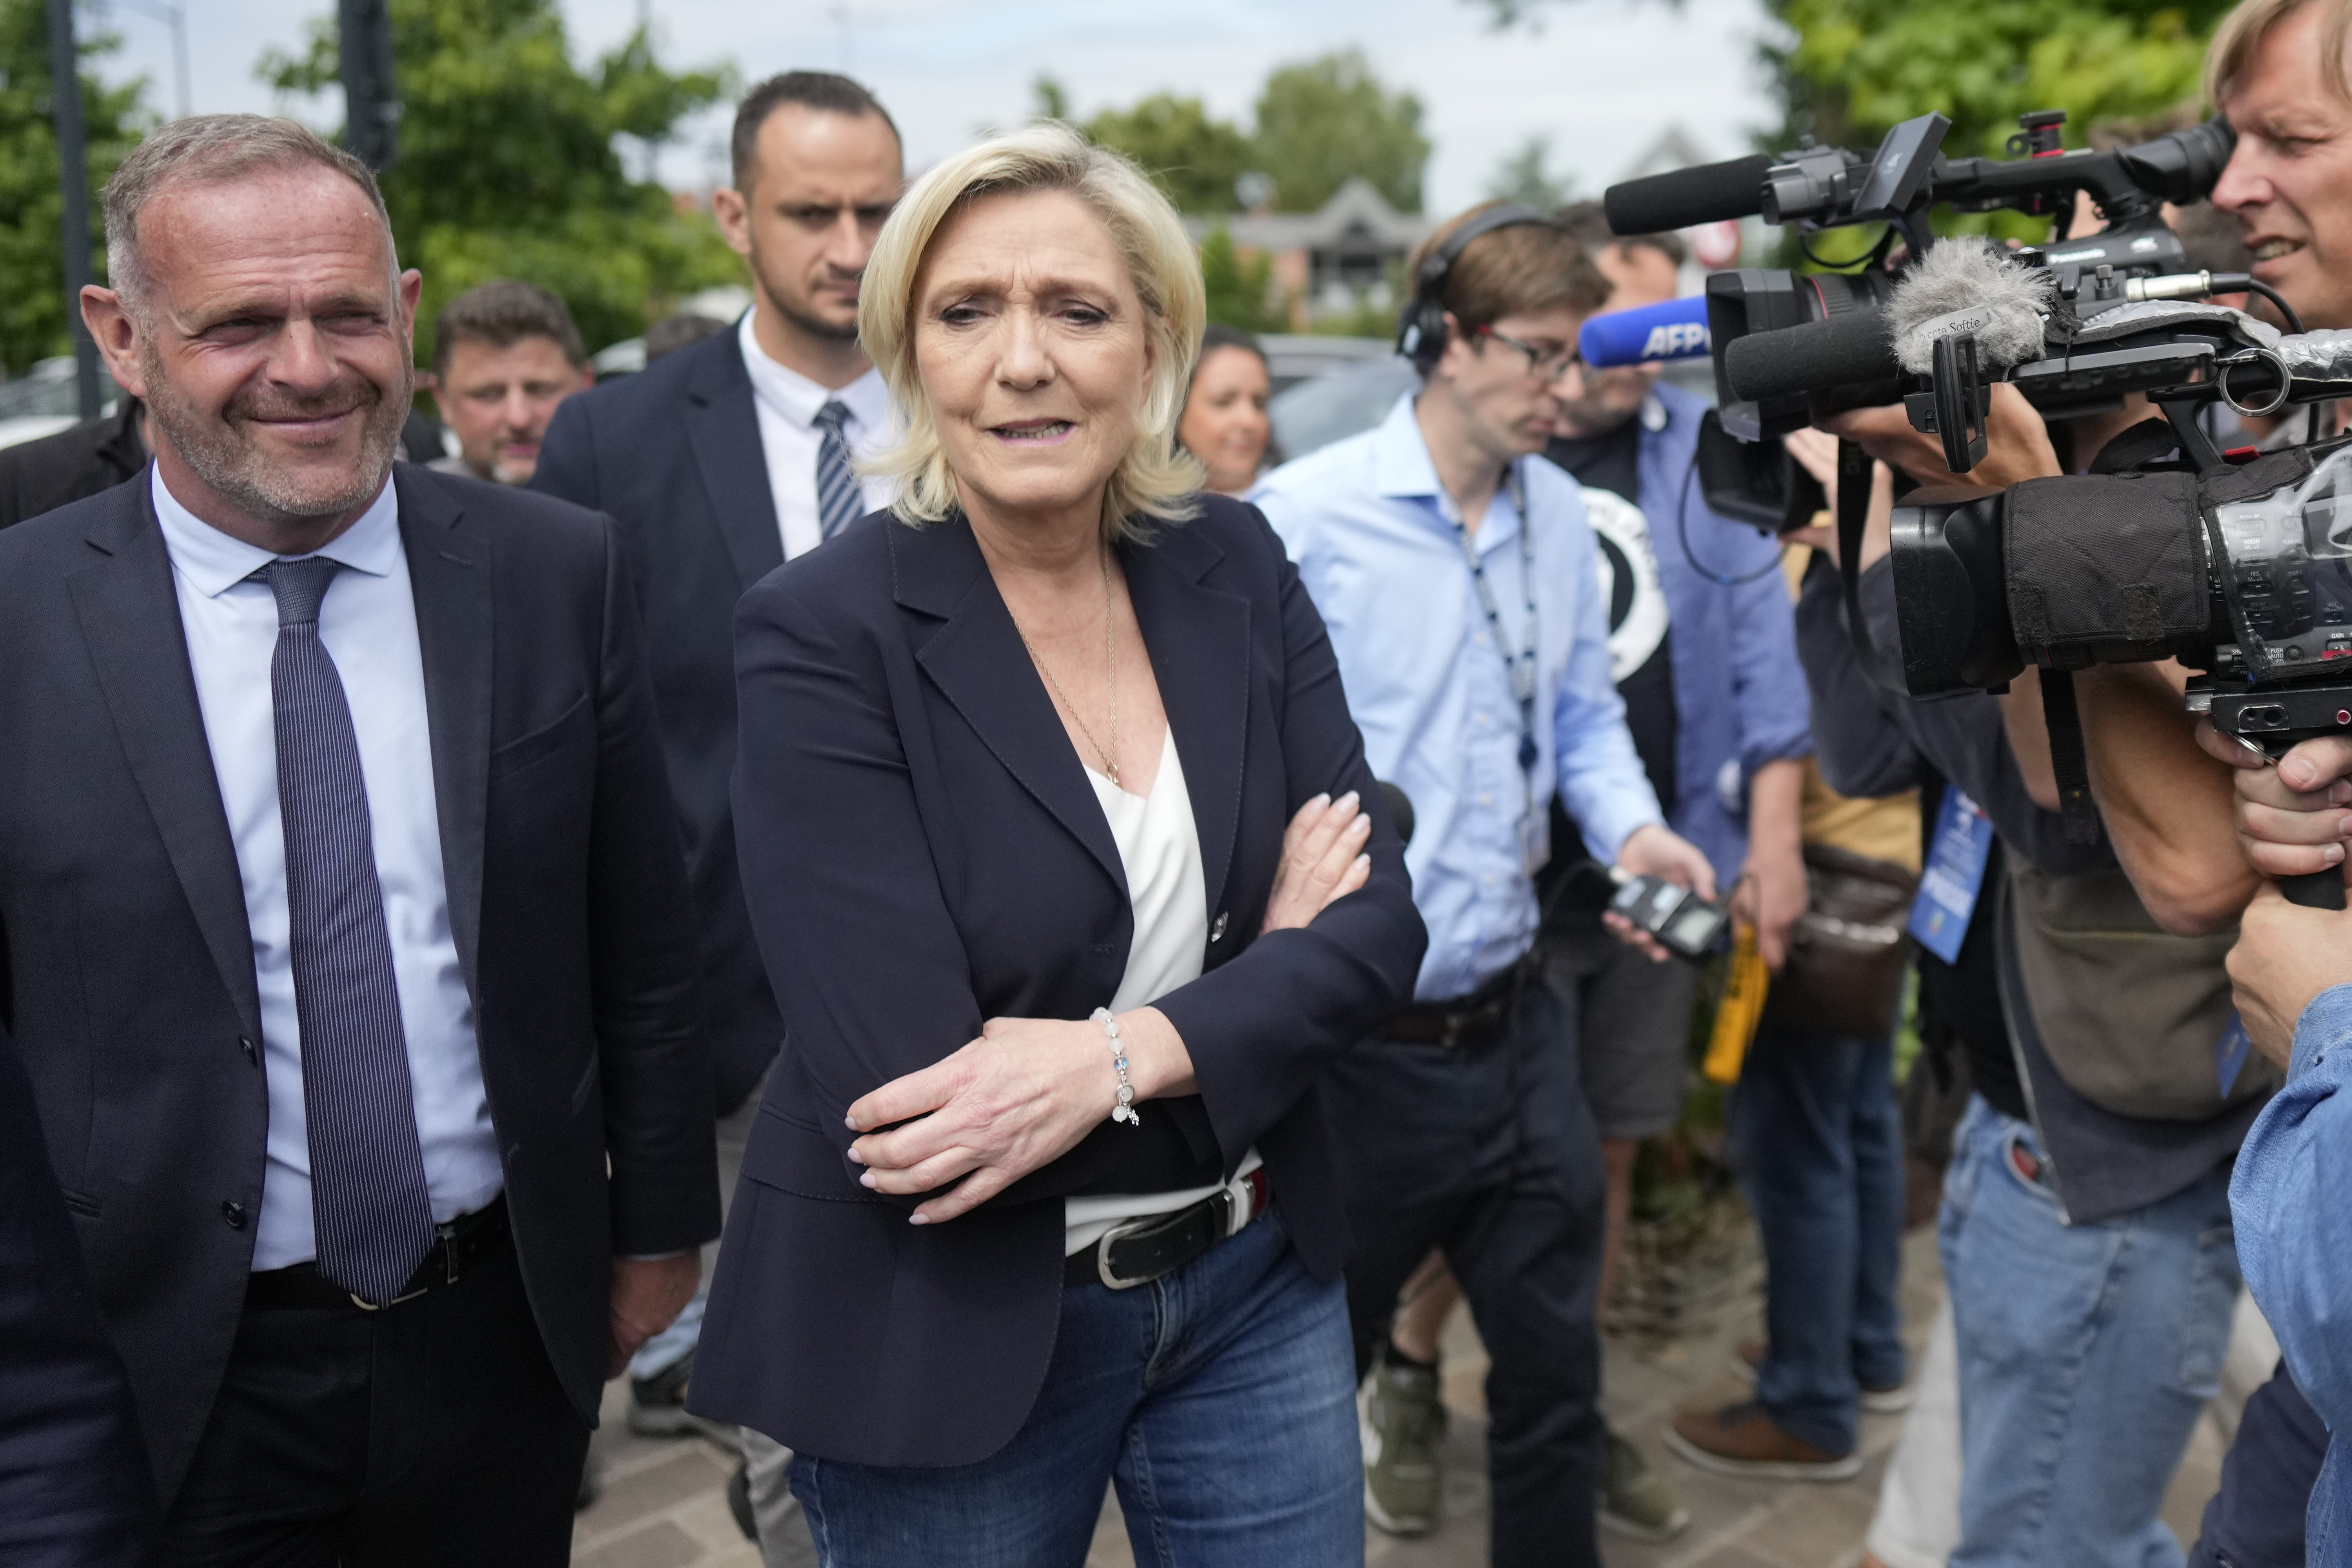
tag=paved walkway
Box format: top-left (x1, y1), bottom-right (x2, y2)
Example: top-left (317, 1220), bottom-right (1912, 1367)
top-left (572, 1226), bottom-right (2227, 1568)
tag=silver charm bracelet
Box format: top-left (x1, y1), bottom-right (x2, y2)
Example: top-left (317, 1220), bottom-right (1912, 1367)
top-left (1091, 1007), bottom-right (1140, 1127)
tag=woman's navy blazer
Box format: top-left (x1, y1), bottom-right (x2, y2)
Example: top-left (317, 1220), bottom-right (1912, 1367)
top-left (690, 493), bottom-right (1426, 1468)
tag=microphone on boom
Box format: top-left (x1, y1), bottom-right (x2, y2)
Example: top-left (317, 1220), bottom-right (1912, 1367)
top-left (1579, 296), bottom-right (1713, 368)
top-left (1724, 239), bottom-right (2057, 404)
top-left (1603, 155), bottom-right (1776, 236)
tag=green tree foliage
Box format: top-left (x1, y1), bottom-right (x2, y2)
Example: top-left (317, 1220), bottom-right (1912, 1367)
top-left (260, 0), bottom-right (742, 362)
top-left (1762, 0), bottom-right (2230, 161)
top-left (1082, 91), bottom-right (1256, 215)
top-left (1254, 49), bottom-right (1430, 213)
top-left (0, 0), bottom-right (148, 377)
top-left (1198, 227), bottom-right (1285, 331)
top-left (1485, 132), bottom-right (1577, 209)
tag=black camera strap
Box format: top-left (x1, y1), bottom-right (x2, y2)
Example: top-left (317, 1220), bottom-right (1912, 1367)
top-left (2035, 667), bottom-right (2102, 844)
top-left (1834, 438), bottom-right (1907, 694)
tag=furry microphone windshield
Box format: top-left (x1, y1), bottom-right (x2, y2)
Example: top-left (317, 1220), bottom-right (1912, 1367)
top-left (1887, 238), bottom-right (2056, 374)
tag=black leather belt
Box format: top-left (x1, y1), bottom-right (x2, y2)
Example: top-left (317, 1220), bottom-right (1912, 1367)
top-left (1065, 1168), bottom-right (1270, 1290)
top-left (246, 1194), bottom-right (510, 1311)
top-left (1376, 953), bottom-right (1535, 1047)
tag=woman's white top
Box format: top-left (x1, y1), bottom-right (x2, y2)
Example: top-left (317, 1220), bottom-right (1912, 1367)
top-left (1062, 729), bottom-right (1260, 1255)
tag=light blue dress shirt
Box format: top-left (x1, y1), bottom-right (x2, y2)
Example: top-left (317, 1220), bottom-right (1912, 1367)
top-left (152, 467), bottom-right (501, 1271)
top-left (2231, 983), bottom-right (2352, 1563)
top-left (1254, 393), bottom-right (1664, 1002)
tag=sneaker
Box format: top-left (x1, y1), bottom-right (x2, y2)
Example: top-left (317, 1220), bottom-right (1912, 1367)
top-left (628, 1351), bottom-right (736, 1441)
top-left (1735, 1338), bottom-right (1914, 1415)
top-left (1598, 1430), bottom-right (1690, 1541)
top-left (1663, 1400), bottom-right (1864, 1482)
top-left (1360, 1350), bottom-right (1446, 1536)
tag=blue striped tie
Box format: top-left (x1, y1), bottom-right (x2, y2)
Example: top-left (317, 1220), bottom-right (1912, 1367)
top-left (813, 399), bottom-right (862, 541)
top-left (260, 557), bottom-right (436, 1305)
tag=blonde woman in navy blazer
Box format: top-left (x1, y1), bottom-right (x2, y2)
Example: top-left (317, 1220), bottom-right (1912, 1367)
top-left (690, 125), bottom-right (1426, 1565)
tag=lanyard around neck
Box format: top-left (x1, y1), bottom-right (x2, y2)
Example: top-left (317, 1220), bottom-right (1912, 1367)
top-left (1440, 461), bottom-right (1540, 779)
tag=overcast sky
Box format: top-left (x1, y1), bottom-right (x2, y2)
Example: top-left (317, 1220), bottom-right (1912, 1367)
top-left (89, 0), bottom-right (1781, 214)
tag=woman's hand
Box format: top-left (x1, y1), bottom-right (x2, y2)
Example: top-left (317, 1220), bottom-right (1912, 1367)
top-left (844, 1007), bottom-right (1198, 1224)
top-left (2193, 724), bottom-right (2352, 880)
top-left (1262, 791), bottom-right (1373, 934)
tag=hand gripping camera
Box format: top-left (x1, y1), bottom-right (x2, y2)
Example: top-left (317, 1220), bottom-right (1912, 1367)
top-left (1890, 319), bottom-right (2352, 907)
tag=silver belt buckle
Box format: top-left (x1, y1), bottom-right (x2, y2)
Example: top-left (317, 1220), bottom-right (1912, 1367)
top-left (1094, 1214), bottom-right (1156, 1291)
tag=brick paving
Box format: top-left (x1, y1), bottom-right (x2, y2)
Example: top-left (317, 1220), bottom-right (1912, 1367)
top-left (573, 1225), bottom-right (2227, 1568)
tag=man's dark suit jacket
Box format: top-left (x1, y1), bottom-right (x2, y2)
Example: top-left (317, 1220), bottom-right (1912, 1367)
top-left (690, 496), bottom-right (1427, 1468)
top-left (0, 466), bottom-right (723, 1504)
top-left (0, 399), bottom-right (145, 530)
top-left (0, 1027), bottom-right (159, 1567)
top-left (532, 329), bottom-right (782, 1113)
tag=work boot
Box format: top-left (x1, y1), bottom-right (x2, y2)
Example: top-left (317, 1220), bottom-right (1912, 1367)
top-left (1360, 1347), bottom-right (1445, 1536)
top-left (1663, 1399), bottom-right (1863, 1481)
top-left (1598, 1428), bottom-right (1690, 1541)
top-left (1736, 1338), bottom-right (1914, 1414)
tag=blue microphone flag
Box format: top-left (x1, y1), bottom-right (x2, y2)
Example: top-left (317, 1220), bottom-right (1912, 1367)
top-left (1579, 296), bottom-right (1712, 369)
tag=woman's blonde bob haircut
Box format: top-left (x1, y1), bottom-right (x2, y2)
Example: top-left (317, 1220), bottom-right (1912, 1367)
top-left (858, 123), bottom-right (1208, 541)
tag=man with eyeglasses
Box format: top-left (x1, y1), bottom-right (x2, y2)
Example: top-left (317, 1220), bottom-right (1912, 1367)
top-left (1254, 202), bottom-right (1713, 1568)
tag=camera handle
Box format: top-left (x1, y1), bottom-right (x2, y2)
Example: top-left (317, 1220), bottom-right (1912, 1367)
top-left (2283, 871), bottom-right (2347, 910)
top-left (2203, 685), bottom-right (2352, 909)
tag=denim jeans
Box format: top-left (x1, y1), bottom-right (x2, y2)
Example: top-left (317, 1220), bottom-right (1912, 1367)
top-left (1325, 978), bottom-right (1609, 1568)
top-left (787, 1211), bottom-right (1360, 1568)
top-left (1728, 1022), bottom-right (1907, 1455)
top-left (1940, 1096), bottom-right (2240, 1568)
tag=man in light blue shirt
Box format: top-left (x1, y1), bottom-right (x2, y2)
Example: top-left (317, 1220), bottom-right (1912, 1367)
top-left (1252, 203), bottom-right (1712, 1568)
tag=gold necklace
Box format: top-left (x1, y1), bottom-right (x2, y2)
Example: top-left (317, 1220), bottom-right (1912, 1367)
top-left (1015, 547), bottom-right (1120, 786)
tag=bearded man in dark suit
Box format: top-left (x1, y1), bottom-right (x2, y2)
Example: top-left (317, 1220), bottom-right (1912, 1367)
top-left (0, 113), bottom-right (720, 1565)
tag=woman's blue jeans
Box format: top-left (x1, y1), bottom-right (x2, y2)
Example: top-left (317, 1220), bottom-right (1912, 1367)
top-left (787, 1210), bottom-right (1361, 1568)
top-left (1728, 1021), bottom-right (1909, 1455)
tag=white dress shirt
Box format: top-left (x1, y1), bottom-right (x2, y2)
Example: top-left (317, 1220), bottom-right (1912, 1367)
top-left (736, 309), bottom-right (896, 560)
top-left (1060, 732), bottom-right (1260, 1256)
top-left (152, 468), bottom-right (501, 1271)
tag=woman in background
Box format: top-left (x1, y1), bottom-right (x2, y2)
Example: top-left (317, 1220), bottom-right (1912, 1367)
top-left (1176, 323), bottom-right (1274, 494)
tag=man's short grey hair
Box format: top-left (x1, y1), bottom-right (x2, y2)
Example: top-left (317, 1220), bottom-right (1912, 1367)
top-left (102, 114), bottom-right (398, 312)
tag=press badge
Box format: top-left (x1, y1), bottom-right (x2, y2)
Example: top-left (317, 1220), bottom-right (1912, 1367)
top-left (2216, 1012), bottom-right (2253, 1098)
top-left (1909, 789), bottom-right (1993, 964)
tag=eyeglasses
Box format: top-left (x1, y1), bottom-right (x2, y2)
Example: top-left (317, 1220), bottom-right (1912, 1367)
top-left (1475, 324), bottom-right (1579, 382)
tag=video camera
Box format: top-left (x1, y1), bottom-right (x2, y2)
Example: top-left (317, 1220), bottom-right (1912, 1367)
top-left (1596, 107), bottom-right (2242, 530)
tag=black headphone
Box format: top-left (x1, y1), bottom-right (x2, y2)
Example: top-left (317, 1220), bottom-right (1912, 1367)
top-left (1394, 203), bottom-right (1558, 374)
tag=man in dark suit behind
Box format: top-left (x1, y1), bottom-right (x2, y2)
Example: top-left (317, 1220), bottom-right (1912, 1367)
top-left (0, 114), bottom-right (719, 1564)
top-left (532, 71), bottom-right (903, 1122)
top-left (0, 395), bottom-right (146, 529)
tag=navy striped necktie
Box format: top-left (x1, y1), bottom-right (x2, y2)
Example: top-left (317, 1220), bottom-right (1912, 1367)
top-left (259, 555), bottom-right (436, 1305)
top-left (813, 399), bottom-right (862, 541)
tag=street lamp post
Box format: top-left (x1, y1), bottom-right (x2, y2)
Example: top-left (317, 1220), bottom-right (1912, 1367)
top-left (45, 0), bottom-right (101, 420)
top-left (338, 0), bottom-right (400, 172)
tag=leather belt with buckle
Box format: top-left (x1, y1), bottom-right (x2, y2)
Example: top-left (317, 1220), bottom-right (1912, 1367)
top-left (245, 1194), bottom-right (511, 1311)
top-left (1376, 953), bottom-right (1534, 1048)
top-left (1065, 1168), bottom-right (1270, 1291)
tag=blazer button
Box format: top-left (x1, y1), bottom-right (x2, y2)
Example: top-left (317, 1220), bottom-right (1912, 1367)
top-left (238, 1036), bottom-right (259, 1065)
top-left (1210, 911), bottom-right (1229, 942)
top-left (220, 1200), bottom-right (247, 1230)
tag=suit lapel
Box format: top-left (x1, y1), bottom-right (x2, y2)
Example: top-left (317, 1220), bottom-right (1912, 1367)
top-left (686, 338), bottom-right (785, 589)
top-left (1122, 524), bottom-right (1249, 925)
top-left (65, 484), bottom-right (263, 1042)
top-left (893, 516), bottom-right (1127, 897)
top-left (395, 469), bottom-right (491, 997)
